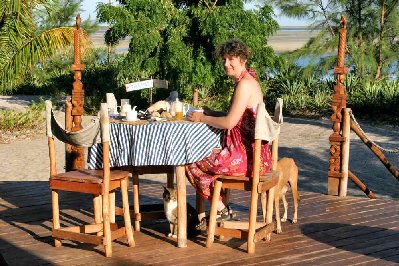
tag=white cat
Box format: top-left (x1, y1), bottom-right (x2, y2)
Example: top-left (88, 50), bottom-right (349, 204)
top-left (162, 186), bottom-right (200, 238)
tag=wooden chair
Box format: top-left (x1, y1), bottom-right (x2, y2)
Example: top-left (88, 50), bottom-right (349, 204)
top-left (46, 101), bottom-right (134, 257)
top-left (206, 100), bottom-right (283, 254)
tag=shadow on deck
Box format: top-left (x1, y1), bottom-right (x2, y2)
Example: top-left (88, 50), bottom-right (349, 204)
top-left (0, 180), bottom-right (398, 265)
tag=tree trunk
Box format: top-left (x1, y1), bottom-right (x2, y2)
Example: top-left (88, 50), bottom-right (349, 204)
top-left (375, 0), bottom-right (386, 80)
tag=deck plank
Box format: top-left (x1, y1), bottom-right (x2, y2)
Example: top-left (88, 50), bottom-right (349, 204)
top-left (0, 181), bottom-right (398, 265)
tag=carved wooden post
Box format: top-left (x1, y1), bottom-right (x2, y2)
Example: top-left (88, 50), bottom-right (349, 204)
top-left (65, 97), bottom-right (73, 171)
top-left (328, 16), bottom-right (349, 195)
top-left (193, 87), bottom-right (198, 107)
top-left (69, 15), bottom-right (85, 170)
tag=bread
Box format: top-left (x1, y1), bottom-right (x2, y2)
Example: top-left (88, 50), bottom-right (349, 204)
top-left (151, 111), bottom-right (161, 118)
top-left (161, 111), bottom-right (172, 118)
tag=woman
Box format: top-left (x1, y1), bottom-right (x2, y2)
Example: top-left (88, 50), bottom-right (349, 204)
top-left (186, 39), bottom-right (272, 227)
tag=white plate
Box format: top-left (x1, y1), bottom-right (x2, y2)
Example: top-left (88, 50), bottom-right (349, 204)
top-left (122, 118), bottom-right (139, 122)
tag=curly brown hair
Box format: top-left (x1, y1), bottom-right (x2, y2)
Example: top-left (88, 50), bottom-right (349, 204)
top-left (216, 39), bottom-right (251, 60)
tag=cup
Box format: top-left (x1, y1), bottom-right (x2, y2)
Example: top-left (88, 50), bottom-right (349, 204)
top-left (121, 99), bottom-right (130, 106)
top-left (175, 111), bottom-right (183, 120)
top-left (174, 102), bottom-right (190, 120)
top-left (193, 109), bottom-right (204, 114)
top-left (170, 101), bottom-right (176, 117)
top-left (120, 103), bottom-right (131, 117)
top-left (174, 101), bottom-right (184, 120)
top-left (108, 107), bottom-right (116, 118)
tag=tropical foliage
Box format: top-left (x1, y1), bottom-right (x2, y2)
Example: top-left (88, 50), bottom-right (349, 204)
top-left (0, 100), bottom-right (45, 131)
top-left (97, 0), bottom-right (280, 109)
top-left (263, 0), bottom-right (399, 81)
top-left (0, 0), bottom-right (92, 93)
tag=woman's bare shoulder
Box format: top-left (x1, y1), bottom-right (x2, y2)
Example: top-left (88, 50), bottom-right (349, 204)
top-left (237, 75), bottom-right (260, 90)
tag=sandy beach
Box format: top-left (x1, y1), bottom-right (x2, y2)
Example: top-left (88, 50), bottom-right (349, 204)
top-left (1, 97), bottom-right (398, 201)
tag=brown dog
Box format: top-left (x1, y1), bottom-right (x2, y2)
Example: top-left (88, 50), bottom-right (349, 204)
top-left (275, 157), bottom-right (300, 233)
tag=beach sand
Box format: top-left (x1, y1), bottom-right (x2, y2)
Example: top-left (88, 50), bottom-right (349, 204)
top-left (1, 99), bottom-right (398, 201)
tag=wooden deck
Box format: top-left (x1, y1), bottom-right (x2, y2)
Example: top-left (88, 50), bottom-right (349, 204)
top-left (1, 179), bottom-right (399, 265)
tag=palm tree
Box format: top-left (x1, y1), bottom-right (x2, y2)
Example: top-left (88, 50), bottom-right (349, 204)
top-left (0, 0), bottom-right (82, 93)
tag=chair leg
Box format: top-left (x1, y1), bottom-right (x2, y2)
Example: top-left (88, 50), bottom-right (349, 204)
top-left (93, 195), bottom-right (102, 223)
top-left (110, 192), bottom-right (116, 223)
top-left (132, 173), bottom-right (140, 231)
top-left (206, 180), bottom-right (222, 248)
top-left (121, 178), bottom-right (135, 247)
top-left (247, 187), bottom-right (260, 254)
top-left (167, 168), bottom-right (175, 188)
top-left (93, 195), bottom-right (102, 236)
top-left (51, 190), bottom-right (62, 247)
top-left (102, 192), bottom-right (112, 257)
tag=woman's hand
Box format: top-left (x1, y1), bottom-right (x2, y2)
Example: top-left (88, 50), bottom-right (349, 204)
top-left (188, 110), bottom-right (204, 122)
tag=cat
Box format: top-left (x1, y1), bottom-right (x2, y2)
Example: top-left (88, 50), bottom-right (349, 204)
top-left (162, 186), bottom-right (200, 238)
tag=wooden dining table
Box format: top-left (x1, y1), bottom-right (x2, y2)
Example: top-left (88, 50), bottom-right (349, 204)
top-left (87, 118), bottom-right (223, 247)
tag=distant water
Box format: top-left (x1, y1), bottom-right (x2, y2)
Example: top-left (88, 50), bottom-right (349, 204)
top-left (90, 26), bottom-right (319, 54)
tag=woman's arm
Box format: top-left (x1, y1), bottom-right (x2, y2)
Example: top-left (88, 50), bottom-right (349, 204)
top-left (188, 77), bottom-right (258, 129)
top-left (202, 106), bottom-right (226, 117)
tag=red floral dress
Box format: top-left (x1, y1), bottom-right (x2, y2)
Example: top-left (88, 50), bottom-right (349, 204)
top-left (185, 70), bottom-right (272, 199)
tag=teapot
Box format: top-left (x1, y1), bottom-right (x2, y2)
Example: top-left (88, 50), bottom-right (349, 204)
top-left (126, 106), bottom-right (138, 121)
top-left (120, 103), bottom-right (132, 117)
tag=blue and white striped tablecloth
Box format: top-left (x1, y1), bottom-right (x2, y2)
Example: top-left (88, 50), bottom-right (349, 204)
top-left (88, 121), bottom-right (223, 169)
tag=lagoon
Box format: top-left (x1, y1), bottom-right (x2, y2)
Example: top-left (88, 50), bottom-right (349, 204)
top-left (89, 26), bottom-right (320, 54)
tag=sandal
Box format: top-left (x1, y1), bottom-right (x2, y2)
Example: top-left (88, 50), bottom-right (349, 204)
top-left (216, 205), bottom-right (236, 222)
top-left (196, 217), bottom-right (207, 231)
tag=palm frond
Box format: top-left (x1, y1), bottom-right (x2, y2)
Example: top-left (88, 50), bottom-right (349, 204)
top-left (0, 26), bottom-right (76, 91)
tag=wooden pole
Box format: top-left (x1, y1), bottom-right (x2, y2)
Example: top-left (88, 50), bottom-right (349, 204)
top-left (328, 15), bottom-right (349, 195)
top-left (339, 108), bottom-right (350, 196)
top-left (350, 120), bottom-right (399, 180)
top-left (65, 97), bottom-right (73, 171)
top-left (70, 15), bottom-right (85, 170)
top-left (348, 170), bottom-right (377, 199)
top-left (193, 87), bottom-right (198, 107)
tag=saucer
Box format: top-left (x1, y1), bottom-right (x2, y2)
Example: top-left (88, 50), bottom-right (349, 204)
top-left (122, 118), bottom-right (139, 122)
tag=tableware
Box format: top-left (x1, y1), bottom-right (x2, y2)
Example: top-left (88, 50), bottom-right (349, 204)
top-left (120, 103), bottom-right (131, 117)
top-left (126, 106), bottom-right (138, 121)
top-left (108, 107), bottom-right (120, 118)
top-left (174, 99), bottom-right (190, 120)
top-left (186, 106), bottom-right (203, 116)
top-left (121, 99), bottom-right (130, 106)
top-left (106, 93), bottom-right (119, 115)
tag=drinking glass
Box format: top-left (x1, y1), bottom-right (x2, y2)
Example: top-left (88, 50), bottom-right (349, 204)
top-left (121, 99), bottom-right (130, 106)
top-left (108, 107), bottom-right (116, 118)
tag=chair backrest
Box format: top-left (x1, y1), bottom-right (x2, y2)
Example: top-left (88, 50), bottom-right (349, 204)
top-left (254, 99), bottom-right (283, 172)
top-left (45, 101), bottom-right (110, 176)
top-left (45, 100), bottom-right (102, 147)
top-left (254, 99), bottom-right (283, 143)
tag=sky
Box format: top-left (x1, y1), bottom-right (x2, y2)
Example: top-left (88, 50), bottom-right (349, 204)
top-left (81, 1), bottom-right (311, 27)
